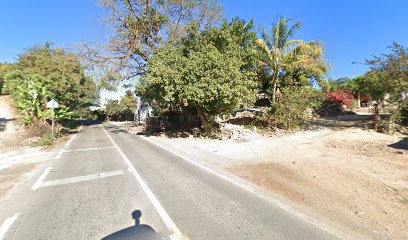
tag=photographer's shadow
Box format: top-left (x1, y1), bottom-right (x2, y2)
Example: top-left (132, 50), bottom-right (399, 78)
top-left (102, 210), bottom-right (162, 240)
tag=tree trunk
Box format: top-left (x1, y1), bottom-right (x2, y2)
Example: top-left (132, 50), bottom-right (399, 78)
top-left (196, 106), bottom-right (209, 132)
top-left (357, 92), bottom-right (361, 109)
top-left (271, 72), bottom-right (279, 104)
top-left (373, 103), bottom-right (381, 123)
top-left (177, 98), bottom-right (190, 116)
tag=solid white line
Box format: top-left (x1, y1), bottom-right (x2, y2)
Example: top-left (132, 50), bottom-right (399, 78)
top-left (64, 147), bottom-right (115, 152)
top-left (100, 124), bottom-right (183, 239)
top-left (140, 136), bottom-right (356, 240)
top-left (39, 170), bottom-right (125, 188)
top-left (55, 149), bottom-right (65, 159)
top-left (0, 213), bottom-right (20, 240)
top-left (31, 167), bottom-right (52, 190)
top-left (141, 137), bottom-right (256, 193)
top-left (65, 125), bottom-right (83, 147)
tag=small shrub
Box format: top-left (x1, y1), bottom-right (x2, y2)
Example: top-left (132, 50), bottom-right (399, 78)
top-left (269, 87), bottom-right (324, 129)
top-left (397, 100), bottom-right (408, 125)
top-left (325, 90), bottom-right (354, 107)
top-left (350, 100), bottom-right (359, 111)
top-left (31, 133), bottom-right (53, 147)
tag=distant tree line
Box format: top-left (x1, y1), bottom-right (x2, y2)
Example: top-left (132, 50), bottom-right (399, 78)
top-left (105, 90), bottom-right (137, 121)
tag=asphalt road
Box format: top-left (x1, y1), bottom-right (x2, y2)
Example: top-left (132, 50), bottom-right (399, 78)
top-left (0, 123), bottom-right (349, 240)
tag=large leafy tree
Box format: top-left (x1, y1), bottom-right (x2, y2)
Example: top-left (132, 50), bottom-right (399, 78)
top-left (3, 72), bottom-right (73, 126)
top-left (257, 17), bottom-right (327, 103)
top-left (82, 0), bottom-right (223, 84)
top-left (5, 43), bottom-right (99, 118)
top-left (0, 63), bottom-right (14, 94)
top-left (120, 90), bottom-right (138, 120)
top-left (365, 43), bottom-right (408, 123)
top-left (137, 20), bottom-right (257, 130)
top-left (105, 90), bottom-right (137, 121)
top-left (366, 42), bottom-right (407, 100)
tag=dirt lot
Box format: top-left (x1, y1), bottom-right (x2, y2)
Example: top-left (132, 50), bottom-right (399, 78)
top-left (120, 121), bottom-right (408, 240)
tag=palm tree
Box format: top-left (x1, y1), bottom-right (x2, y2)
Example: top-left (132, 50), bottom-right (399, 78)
top-left (257, 17), bottom-right (326, 103)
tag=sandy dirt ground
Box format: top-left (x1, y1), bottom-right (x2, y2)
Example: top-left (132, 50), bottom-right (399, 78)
top-left (0, 163), bottom-right (37, 199)
top-left (0, 95), bottom-right (51, 200)
top-left (0, 95), bottom-right (29, 152)
top-left (118, 121), bottom-right (408, 240)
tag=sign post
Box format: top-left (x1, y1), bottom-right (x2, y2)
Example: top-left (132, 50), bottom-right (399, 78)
top-left (46, 99), bottom-right (59, 136)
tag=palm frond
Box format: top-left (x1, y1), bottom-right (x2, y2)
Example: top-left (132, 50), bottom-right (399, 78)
top-left (256, 39), bottom-right (272, 59)
top-left (287, 21), bottom-right (303, 39)
top-left (259, 26), bottom-right (273, 50)
top-left (283, 39), bottom-right (304, 53)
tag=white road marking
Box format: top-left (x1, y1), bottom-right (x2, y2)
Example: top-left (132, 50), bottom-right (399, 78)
top-left (65, 125), bottom-right (83, 147)
top-left (39, 170), bottom-right (125, 188)
top-left (53, 125), bottom-right (83, 160)
top-left (31, 167), bottom-right (52, 190)
top-left (55, 149), bottom-right (65, 159)
top-left (0, 213), bottom-right (20, 240)
top-left (140, 136), bottom-right (356, 240)
top-left (64, 146), bottom-right (115, 152)
top-left (141, 137), bottom-right (256, 193)
top-left (100, 124), bottom-right (183, 240)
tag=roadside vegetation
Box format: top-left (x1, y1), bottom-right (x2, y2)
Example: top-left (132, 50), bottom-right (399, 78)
top-left (0, 1), bottom-right (406, 239)
top-left (105, 90), bottom-right (137, 121)
top-left (0, 43), bottom-right (99, 145)
top-left (1, 0), bottom-right (406, 139)
top-left (80, 0), bottom-right (407, 136)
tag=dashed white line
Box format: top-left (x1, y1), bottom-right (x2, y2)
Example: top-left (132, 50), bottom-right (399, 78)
top-left (0, 213), bottom-right (20, 240)
top-left (39, 170), bottom-right (125, 188)
top-left (31, 167), bottom-right (52, 190)
top-left (64, 146), bottom-right (115, 152)
top-left (100, 124), bottom-right (184, 240)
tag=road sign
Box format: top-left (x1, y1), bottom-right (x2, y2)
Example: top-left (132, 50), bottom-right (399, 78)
top-left (46, 99), bottom-right (59, 136)
top-left (47, 99), bottom-right (59, 109)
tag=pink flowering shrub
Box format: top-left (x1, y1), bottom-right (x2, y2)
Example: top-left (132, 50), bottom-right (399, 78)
top-left (325, 90), bottom-right (355, 107)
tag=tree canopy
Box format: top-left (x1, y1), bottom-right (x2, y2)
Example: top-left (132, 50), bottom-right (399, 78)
top-left (82, 0), bottom-right (223, 85)
top-left (106, 90), bottom-right (137, 121)
top-left (3, 43), bottom-right (99, 125)
top-left (257, 17), bottom-right (328, 103)
top-left (137, 20), bottom-right (257, 129)
top-left (0, 63), bottom-right (14, 94)
top-left (365, 42), bottom-right (407, 104)
top-left (4, 43), bottom-right (99, 118)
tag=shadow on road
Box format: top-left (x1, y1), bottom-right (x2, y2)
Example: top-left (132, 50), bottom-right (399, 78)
top-left (101, 210), bottom-right (162, 240)
top-left (388, 137), bottom-right (408, 151)
top-left (0, 117), bottom-right (15, 132)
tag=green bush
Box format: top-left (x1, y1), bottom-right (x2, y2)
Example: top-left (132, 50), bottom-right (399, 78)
top-left (31, 133), bottom-right (53, 147)
top-left (269, 87), bottom-right (324, 129)
top-left (398, 100), bottom-right (408, 125)
top-left (350, 100), bottom-right (359, 111)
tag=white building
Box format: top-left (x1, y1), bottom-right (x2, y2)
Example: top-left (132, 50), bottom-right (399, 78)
top-left (135, 101), bottom-right (153, 123)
